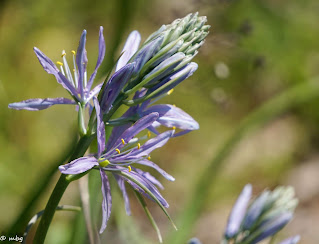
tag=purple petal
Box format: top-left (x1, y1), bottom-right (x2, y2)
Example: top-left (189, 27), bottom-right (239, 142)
top-left (149, 62), bottom-right (198, 98)
top-left (106, 106), bottom-right (138, 150)
top-left (132, 35), bottom-right (163, 74)
top-left (134, 168), bottom-right (164, 190)
top-left (131, 130), bottom-right (174, 157)
top-left (33, 48), bottom-right (79, 98)
top-left (124, 170), bottom-right (169, 208)
top-left (100, 62), bottom-right (135, 113)
top-left (133, 159), bottom-right (175, 181)
top-left (8, 98), bottom-right (76, 111)
top-left (142, 104), bottom-right (199, 130)
top-left (33, 47), bottom-right (59, 74)
top-left (252, 212), bottom-right (293, 243)
top-left (112, 113), bottom-right (159, 150)
top-left (85, 83), bottom-right (103, 102)
top-left (87, 27), bottom-right (106, 91)
top-left (114, 174), bottom-right (131, 215)
top-left (279, 236), bottom-right (300, 244)
top-left (59, 157), bottom-right (98, 174)
top-left (93, 97), bottom-right (105, 156)
top-left (116, 30), bottom-right (141, 71)
top-left (225, 184), bottom-right (252, 239)
top-left (76, 30), bottom-right (87, 97)
top-left (243, 191), bottom-right (270, 230)
top-left (99, 169), bottom-right (112, 233)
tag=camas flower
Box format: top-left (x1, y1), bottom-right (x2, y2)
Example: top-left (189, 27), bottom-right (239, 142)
top-left (8, 27), bottom-right (106, 110)
top-left (59, 97), bottom-right (175, 233)
top-left (223, 185), bottom-right (299, 244)
top-left (107, 89), bottom-right (199, 137)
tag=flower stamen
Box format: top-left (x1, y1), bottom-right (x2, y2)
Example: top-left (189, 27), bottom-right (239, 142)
top-left (147, 155), bottom-right (151, 160)
top-left (115, 148), bottom-right (121, 154)
top-left (137, 143), bottom-right (141, 149)
top-left (121, 138), bottom-right (125, 145)
top-left (128, 165), bottom-right (132, 172)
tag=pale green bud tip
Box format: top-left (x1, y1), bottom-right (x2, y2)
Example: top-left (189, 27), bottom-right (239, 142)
top-left (99, 159), bottom-right (110, 167)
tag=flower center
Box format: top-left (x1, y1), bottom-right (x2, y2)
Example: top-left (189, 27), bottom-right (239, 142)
top-left (56, 50), bottom-right (88, 97)
top-left (98, 159), bottom-right (110, 167)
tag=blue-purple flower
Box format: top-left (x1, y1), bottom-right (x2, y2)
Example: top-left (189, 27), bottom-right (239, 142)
top-left (108, 89), bottom-right (199, 137)
top-left (8, 27), bottom-right (106, 110)
top-left (59, 97), bottom-right (174, 233)
top-left (223, 185), bottom-right (299, 243)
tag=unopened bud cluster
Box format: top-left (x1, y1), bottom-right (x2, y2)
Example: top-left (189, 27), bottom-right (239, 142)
top-left (223, 185), bottom-right (299, 244)
top-left (123, 12), bottom-right (210, 105)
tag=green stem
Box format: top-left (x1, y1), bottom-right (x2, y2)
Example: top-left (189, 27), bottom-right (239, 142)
top-left (167, 78), bottom-right (319, 244)
top-left (33, 134), bottom-right (94, 244)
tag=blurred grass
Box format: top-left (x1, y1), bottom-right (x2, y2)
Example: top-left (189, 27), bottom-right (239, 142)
top-left (1, 0), bottom-right (319, 243)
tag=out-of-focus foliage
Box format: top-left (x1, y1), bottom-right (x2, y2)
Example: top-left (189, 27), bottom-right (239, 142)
top-left (1, 0), bottom-right (319, 243)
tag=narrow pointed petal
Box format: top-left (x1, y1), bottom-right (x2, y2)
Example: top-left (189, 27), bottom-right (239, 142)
top-left (59, 157), bottom-right (98, 174)
top-left (100, 62), bottom-right (135, 113)
top-left (85, 83), bottom-right (103, 102)
top-left (33, 47), bottom-right (59, 74)
top-left (279, 236), bottom-right (300, 244)
top-left (99, 169), bottom-right (112, 233)
top-left (134, 159), bottom-right (175, 181)
top-left (124, 170), bottom-right (169, 208)
top-left (131, 130), bottom-right (174, 157)
top-left (112, 113), bottom-right (159, 150)
top-left (225, 184), bottom-right (252, 239)
top-left (76, 30), bottom-right (87, 97)
top-left (34, 48), bottom-right (79, 97)
top-left (142, 104), bottom-right (199, 130)
top-left (114, 174), bottom-right (131, 215)
top-left (87, 27), bottom-right (106, 91)
top-left (8, 98), bottom-right (76, 111)
top-left (116, 30), bottom-right (141, 71)
top-left (135, 168), bottom-right (164, 190)
top-left (93, 97), bottom-right (105, 156)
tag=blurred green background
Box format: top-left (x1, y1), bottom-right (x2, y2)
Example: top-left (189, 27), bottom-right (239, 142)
top-left (1, 0), bottom-right (319, 243)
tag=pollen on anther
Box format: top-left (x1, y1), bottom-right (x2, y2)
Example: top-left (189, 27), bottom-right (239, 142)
top-left (61, 52), bottom-right (66, 57)
top-left (172, 126), bottom-right (176, 130)
top-left (121, 138), bottom-right (125, 145)
top-left (167, 89), bottom-right (174, 95)
top-left (147, 131), bottom-right (151, 138)
top-left (115, 148), bottom-right (121, 154)
top-left (128, 165), bottom-right (132, 172)
top-left (147, 156), bottom-right (151, 160)
top-left (71, 50), bottom-right (76, 55)
top-left (56, 61), bottom-right (63, 66)
top-left (137, 143), bottom-right (141, 149)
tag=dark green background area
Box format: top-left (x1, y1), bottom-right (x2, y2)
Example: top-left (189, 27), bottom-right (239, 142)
top-left (1, 0), bottom-right (318, 243)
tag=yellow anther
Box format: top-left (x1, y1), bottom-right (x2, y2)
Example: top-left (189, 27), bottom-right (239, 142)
top-left (115, 148), bottom-right (121, 154)
top-left (99, 159), bottom-right (110, 167)
top-left (121, 138), bottom-right (125, 145)
top-left (61, 52), bottom-right (66, 57)
top-left (147, 156), bottom-right (151, 160)
top-left (147, 131), bottom-right (151, 138)
top-left (172, 126), bottom-right (176, 130)
top-left (128, 165), bottom-right (132, 172)
top-left (71, 50), bottom-right (76, 55)
top-left (137, 143), bottom-right (141, 149)
top-left (73, 69), bottom-right (75, 72)
top-left (167, 89), bottom-right (174, 95)
top-left (173, 104), bottom-right (176, 107)
top-left (56, 61), bottom-right (63, 66)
